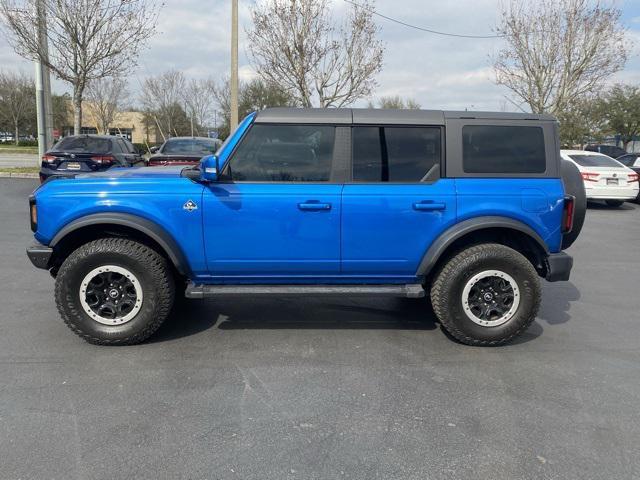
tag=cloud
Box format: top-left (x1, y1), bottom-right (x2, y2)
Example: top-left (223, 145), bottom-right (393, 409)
top-left (0, 0), bottom-right (639, 112)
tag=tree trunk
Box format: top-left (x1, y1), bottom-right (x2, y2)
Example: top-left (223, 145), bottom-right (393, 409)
top-left (14, 120), bottom-right (19, 146)
top-left (73, 85), bottom-right (84, 135)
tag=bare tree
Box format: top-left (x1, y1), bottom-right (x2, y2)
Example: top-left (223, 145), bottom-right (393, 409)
top-left (85, 77), bottom-right (128, 135)
top-left (493, 0), bottom-right (628, 116)
top-left (247, 0), bottom-right (384, 108)
top-left (213, 77), bottom-right (297, 139)
top-left (140, 70), bottom-right (190, 139)
top-left (0, 0), bottom-right (160, 134)
top-left (368, 95), bottom-right (421, 109)
top-left (182, 78), bottom-right (217, 136)
top-left (0, 70), bottom-right (35, 144)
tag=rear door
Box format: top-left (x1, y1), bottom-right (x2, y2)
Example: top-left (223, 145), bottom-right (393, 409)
top-left (341, 126), bottom-right (456, 278)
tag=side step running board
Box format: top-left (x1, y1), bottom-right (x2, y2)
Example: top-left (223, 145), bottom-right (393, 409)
top-left (185, 283), bottom-right (425, 299)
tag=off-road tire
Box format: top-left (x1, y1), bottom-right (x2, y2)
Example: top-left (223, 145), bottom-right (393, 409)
top-left (430, 243), bottom-right (541, 346)
top-left (605, 200), bottom-right (624, 207)
top-left (55, 238), bottom-right (175, 345)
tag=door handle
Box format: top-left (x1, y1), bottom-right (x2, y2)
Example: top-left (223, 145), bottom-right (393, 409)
top-left (413, 201), bottom-right (446, 211)
top-left (298, 202), bottom-right (332, 211)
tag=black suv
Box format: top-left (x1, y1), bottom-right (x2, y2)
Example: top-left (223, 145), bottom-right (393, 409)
top-left (39, 135), bottom-right (144, 182)
top-left (584, 144), bottom-right (627, 159)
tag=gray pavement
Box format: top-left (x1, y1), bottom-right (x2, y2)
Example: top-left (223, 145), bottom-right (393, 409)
top-left (1, 178), bottom-right (639, 480)
top-left (0, 152), bottom-right (39, 168)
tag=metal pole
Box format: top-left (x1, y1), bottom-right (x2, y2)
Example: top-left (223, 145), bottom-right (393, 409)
top-left (35, 0), bottom-right (53, 161)
top-left (230, 0), bottom-right (239, 132)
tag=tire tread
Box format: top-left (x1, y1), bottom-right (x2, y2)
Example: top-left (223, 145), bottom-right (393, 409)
top-left (54, 238), bottom-right (174, 345)
top-left (430, 243), bottom-right (541, 346)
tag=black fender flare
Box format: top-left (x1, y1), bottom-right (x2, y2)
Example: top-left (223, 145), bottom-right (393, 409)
top-left (416, 216), bottom-right (549, 276)
top-left (50, 213), bottom-right (190, 276)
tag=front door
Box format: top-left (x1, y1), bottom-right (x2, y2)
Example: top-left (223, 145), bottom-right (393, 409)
top-left (203, 124), bottom-right (342, 279)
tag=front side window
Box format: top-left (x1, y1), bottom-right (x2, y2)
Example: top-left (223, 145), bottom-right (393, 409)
top-left (227, 125), bottom-right (335, 182)
top-left (352, 126), bottom-right (441, 182)
top-left (462, 125), bottom-right (546, 174)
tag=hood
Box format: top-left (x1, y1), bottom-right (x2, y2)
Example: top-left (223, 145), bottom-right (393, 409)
top-left (34, 165), bottom-right (201, 198)
top-left (75, 165), bottom-right (188, 179)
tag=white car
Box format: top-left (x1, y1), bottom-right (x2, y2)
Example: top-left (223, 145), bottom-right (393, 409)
top-left (560, 150), bottom-right (639, 207)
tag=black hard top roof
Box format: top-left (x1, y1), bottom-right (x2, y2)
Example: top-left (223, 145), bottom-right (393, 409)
top-left (254, 107), bottom-right (556, 125)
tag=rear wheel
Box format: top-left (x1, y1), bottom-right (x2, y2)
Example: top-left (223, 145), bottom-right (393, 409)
top-left (430, 244), bottom-right (541, 346)
top-left (605, 199), bottom-right (624, 207)
top-left (55, 238), bottom-right (175, 345)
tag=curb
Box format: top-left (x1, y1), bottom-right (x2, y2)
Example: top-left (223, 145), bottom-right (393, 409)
top-left (0, 172), bottom-right (39, 179)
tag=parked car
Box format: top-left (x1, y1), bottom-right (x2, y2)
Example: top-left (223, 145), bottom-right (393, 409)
top-left (27, 108), bottom-right (585, 346)
top-left (1, 133), bottom-right (15, 143)
top-left (147, 137), bottom-right (221, 166)
top-left (616, 153), bottom-right (640, 202)
top-left (584, 144), bottom-right (627, 159)
top-left (40, 135), bottom-right (144, 183)
top-left (560, 150), bottom-right (639, 206)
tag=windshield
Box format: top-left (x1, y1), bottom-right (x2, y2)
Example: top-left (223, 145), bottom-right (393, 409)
top-left (569, 154), bottom-right (623, 168)
top-left (161, 139), bottom-right (219, 155)
top-left (52, 136), bottom-right (111, 154)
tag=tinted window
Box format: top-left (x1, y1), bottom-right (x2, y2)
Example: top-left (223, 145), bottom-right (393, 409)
top-left (568, 154), bottom-right (623, 168)
top-left (53, 136), bottom-right (111, 154)
top-left (353, 127), bottom-right (440, 182)
top-left (123, 139), bottom-right (136, 154)
top-left (162, 138), bottom-right (219, 155)
top-left (462, 125), bottom-right (546, 174)
top-left (617, 154), bottom-right (638, 167)
top-left (113, 139), bottom-right (126, 154)
top-left (228, 125), bottom-right (335, 182)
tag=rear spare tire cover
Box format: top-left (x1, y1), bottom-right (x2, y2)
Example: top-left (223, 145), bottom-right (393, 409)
top-left (560, 158), bottom-right (586, 249)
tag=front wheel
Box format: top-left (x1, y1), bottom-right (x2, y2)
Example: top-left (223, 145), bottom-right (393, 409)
top-left (430, 244), bottom-right (541, 346)
top-left (55, 238), bottom-right (175, 345)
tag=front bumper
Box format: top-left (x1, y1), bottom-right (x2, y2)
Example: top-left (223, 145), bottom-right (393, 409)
top-left (545, 252), bottom-right (573, 282)
top-left (26, 243), bottom-right (53, 269)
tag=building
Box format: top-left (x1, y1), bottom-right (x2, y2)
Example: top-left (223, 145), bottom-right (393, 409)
top-left (60, 101), bottom-right (161, 145)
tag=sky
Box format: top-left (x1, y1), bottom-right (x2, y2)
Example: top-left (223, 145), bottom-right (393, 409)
top-left (1, 0), bottom-right (640, 112)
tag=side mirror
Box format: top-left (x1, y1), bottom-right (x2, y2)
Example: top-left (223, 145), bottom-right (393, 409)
top-left (200, 155), bottom-right (220, 182)
top-left (149, 146), bottom-right (159, 154)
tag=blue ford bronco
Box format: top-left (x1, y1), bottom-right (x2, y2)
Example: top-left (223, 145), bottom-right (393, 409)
top-left (26, 108), bottom-right (585, 346)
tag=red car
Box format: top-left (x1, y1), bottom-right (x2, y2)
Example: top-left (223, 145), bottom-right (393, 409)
top-left (147, 137), bottom-right (221, 166)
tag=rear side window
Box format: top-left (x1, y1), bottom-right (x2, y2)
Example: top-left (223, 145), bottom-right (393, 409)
top-left (462, 125), bottom-right (546, 174)
top-left (53, 137), bottom-right (111, 154)
top-left (569, 154), bottom-right (622, 168)
top-left (228, 125), bottom-right (335, 182)
top-left (352, 127), bottom-right (440, 182)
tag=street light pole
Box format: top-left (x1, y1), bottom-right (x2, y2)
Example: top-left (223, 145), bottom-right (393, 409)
top-left (230, 0), bottom-right (239, 132)
top-left (35, 0), bottom-right (53, 161)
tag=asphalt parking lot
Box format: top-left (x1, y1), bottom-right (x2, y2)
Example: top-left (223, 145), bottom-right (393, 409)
top-left (1, 178), bottom-right (639, 480)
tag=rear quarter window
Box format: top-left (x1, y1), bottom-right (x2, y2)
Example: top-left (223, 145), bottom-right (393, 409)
top-left (462, 125), bottom-right (546, 174)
